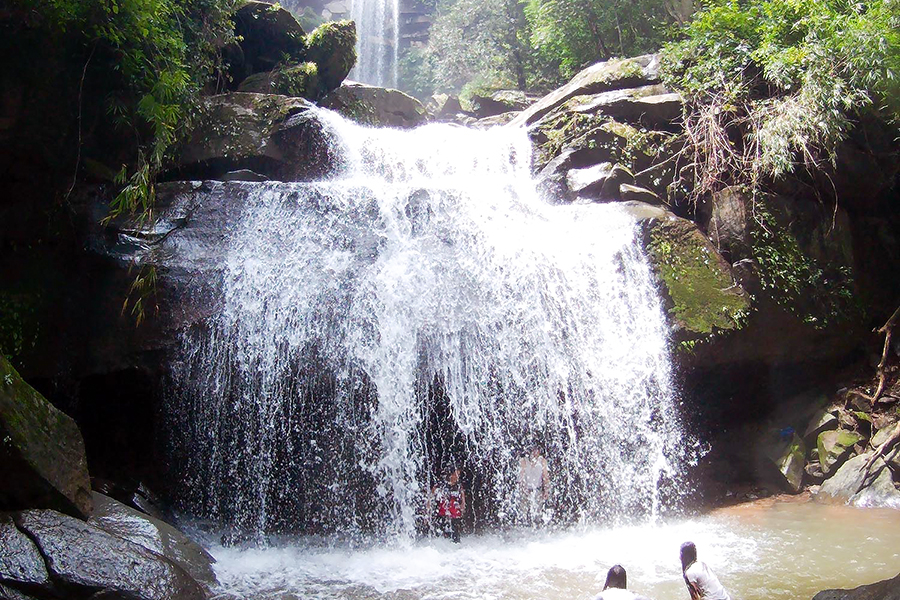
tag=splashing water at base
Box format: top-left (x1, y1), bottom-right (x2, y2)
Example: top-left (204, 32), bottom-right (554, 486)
top-left (197, 500), bottom-right (900, 600)
top-left (166, 110), bottom-right (697, 541)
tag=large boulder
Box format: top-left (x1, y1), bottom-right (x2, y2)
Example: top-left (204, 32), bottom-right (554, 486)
top-left (321, 82), bottom-right (428, 128)
top-left (89, 492), bottom-right (217, 589)
top-left (0, 355), bottom-right (92, 518)
top-left (174, 92), bottom-right (338, 181)
top-left (232, 1), bottom-right (308, 77)
top-left (13, 509), bottom-right (206, 600)
top-left (470, 90), bottom-right (535, 118)
top-left (304, 20), bottom-right (357, 97)
top-left (511, 54), bottom-right (662, 127)
top-left (426, 94), bottom-right (463, 120)
top-left (813, 572), bottom-right (900, 600)
top-left (627, 204), bottom-right (752, 340)
top-left (816, 453), bottom-right (900, 509)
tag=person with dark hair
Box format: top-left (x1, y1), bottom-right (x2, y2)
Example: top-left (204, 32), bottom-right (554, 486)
top-left (592, 565), bottom-right (653, 600)
top-left (679, 542), bottom-right (731, 600)
top-left (427, 465), bottom-right (466, 543)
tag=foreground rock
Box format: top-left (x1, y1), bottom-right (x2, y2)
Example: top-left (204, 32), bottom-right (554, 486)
top-left (816, 453), bottom-right (900, 509)
top-left (90, 492), bottom-right (217, 589)
top-left (0, 356), bottom-right (92, 518)
top-left (813, 572), bottom-right (900, 600)
top-left (11, 509), bottom-right (207, 600)
top-left (321, 82), bottom-right (428, 128)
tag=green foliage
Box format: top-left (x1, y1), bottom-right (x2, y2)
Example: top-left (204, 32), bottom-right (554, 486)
top-left (662, 0), bottom-right (900, 196)
top-left (750, 197), bottom-right (861, 328)
top-left (526, 0), bottom-right (672, 79)
top-left (424, 0), bottom-right (535, 93)
top-left (0, 293), bottom-right (41, 363)
top-left (17, 0), bottom-right (239, 222)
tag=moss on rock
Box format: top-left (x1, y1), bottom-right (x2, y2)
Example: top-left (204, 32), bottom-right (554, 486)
top-left (0, 356), bottom-right (92, 518)
top-left (238, 62), bottom-right (321, 99)
top-left (646, 217), bottom-right (751, 337)
top-left (305, 20), bottom-right (357, 98)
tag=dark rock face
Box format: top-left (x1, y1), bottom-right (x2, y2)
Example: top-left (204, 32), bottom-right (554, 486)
top-left (89, 492), bottom-right (217, 589)
top-left (232, 1), bottom-right (308, 78)
top-left (13, 510), bottom-right (206, 600)
top-left (0, 356), bottom-right (92, 518)
top-left (813, 571), bottom-right (900, 600)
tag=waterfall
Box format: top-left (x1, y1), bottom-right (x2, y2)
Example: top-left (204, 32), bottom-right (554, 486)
top-left (349, 0), bottom-right (399, 88)
top-left (166, 109), bottom-right (693, 542)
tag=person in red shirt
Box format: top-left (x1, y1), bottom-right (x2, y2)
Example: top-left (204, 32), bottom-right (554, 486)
top-left (428, 465), bottom-right (466, 543)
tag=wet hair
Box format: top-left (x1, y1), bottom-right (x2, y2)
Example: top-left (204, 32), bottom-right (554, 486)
top-left (603, 565), bottom-right (627, 590)
top-left (680, 542), bottom-right (697, 569)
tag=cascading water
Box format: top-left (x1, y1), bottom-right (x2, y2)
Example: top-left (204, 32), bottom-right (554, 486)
top-left (166, 108), bottom-right (695, 543)
top-left (349, 0), bottom-right (399, 88)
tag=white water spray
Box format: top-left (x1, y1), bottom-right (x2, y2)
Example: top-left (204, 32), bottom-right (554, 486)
top-left (167, 109), bottom-right (692, 541)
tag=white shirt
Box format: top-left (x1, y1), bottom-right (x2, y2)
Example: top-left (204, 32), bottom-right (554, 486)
top-left (684, 561), bottom-right (731, 600)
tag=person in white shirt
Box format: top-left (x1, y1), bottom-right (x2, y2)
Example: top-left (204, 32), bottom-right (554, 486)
top-left (680, 542), bottom-right (732, 600)
top-left (518, 445), bottom-right (550, 525)
top-left (593, 565), bottom-right (653, 600)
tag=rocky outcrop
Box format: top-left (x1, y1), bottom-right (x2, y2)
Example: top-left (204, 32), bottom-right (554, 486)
top-left (173, 93), bottom-right (338, 181)
top-left (813, 572), bottom-right (900, 600)
top-left (426, 94), bottom-right (463, 121)
top-left (470, 90), bottom-right (536, 118)
top-left (10, 509), bottom-right (207, 600)
top-left (816, 453), bottom-right (900, 509)
top-left (511, 54), bottom-right (664, 127)
top-left (321, 82), bottom-right (428, 128)
top-left (622, 202), bottom-right (752, 340)
top-left (0, 356), bottom-right (92, 519)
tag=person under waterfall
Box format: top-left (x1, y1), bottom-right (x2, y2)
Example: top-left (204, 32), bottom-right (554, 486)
top-left (680, 542), bottom-right (731, 600)
top-left (518, 444), bottom-right (550, 525)
top-left (427, 465), bottom-right (466, 543)
top-left (593, 565), bottom-right (653, 600)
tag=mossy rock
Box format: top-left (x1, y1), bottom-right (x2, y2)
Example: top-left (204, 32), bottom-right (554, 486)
top-left (817, 429), bottom-right (864, 475)
top-left (233, 1), bottom-right (308, 74)
top-left (237, 62), bottom-right (321, 100)
top-left (643, 215), bottom-right (751, 338)
top-left (321, 82), bottom-right (428, 129)
top-left (305, 20), bottom-right (357, 97)
top-left (0, 355), bottom-right (92, 518)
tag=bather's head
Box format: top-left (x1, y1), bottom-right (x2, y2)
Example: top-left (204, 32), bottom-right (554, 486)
top-left (603, 564), bottom-right (627, 590)
top-left (680, 542), bottom-right (697, 571)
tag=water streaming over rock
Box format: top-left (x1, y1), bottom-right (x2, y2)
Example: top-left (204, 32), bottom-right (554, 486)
top-left (349, 0), bottom-right (398, 88)
top-left (166, 108), bottom-right (694, 542)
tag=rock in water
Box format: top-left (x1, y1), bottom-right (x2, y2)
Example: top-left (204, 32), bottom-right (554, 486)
top-left (13, 510), bottom-right (206, 600)
top-left (0, 355), bottom-right (92, 518)
top-left (816, 453), bottom-right (900, 509)
top-left (813, 571), bottom-right (900, 600)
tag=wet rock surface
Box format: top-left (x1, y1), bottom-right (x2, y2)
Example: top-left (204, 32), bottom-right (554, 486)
top-left (321, 82), bottom-right (428, 128)
top-left (0, 514), bottom-right (49, 588)
top-left (13, 509), bottom-right (206, 600)
top-left (89, 492), bottom-right (217, 589)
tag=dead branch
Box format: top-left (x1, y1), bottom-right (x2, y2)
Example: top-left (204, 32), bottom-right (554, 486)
top-left (872, 305), bottom-right (900, 403)
top-left (855, 422), bottom-right (900, 494)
